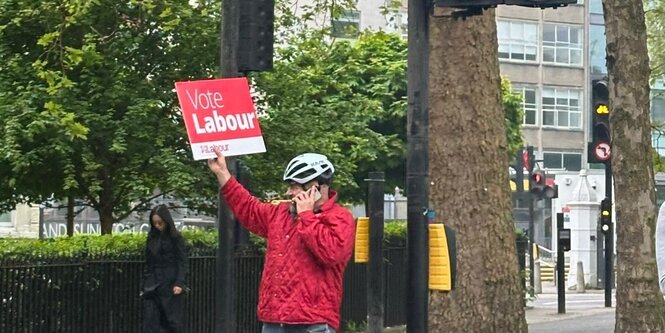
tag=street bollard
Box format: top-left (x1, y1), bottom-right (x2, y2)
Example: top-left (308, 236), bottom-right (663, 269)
top-left (534, 261), bottom-right (542, 294)
top-left (576, 261), bottom-right (586, 293)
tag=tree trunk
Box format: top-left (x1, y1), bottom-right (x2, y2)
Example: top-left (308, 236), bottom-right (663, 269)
top-left (66, 194), bottom-right (74, 237)
top-left (100, 204), bottom-right (115, 235)
top-left (604, 1), bottom-right (665, 331)
top-left (427, 7), bottom-right (527, 333)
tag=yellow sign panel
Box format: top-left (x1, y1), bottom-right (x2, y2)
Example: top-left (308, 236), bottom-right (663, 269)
top-left (354, 217), bottom-right (369, 263)
top-left (429, 224), bottom-right (452, 291)
top-left (509, 179), bottom-right (530, 192)
top-left (595, 104), bottom-right (609, 115)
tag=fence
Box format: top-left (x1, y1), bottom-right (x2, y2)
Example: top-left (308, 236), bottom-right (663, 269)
top-left (0, 248), bottom-right (407, 333)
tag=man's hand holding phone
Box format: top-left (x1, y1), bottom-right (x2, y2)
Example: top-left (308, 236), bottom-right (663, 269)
top-left (292, 185), bottom-right (321, 214)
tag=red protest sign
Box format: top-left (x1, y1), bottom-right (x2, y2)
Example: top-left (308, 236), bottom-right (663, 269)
top-left (175, 78), bottom-right (266, 160)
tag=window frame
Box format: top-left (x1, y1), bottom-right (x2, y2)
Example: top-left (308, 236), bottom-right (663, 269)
top-left (513, 85), bottom-right (539, 126)
top-left (497, 20), bottom-right (539, 63)
top-left (542, 23), bottom-right (583, 67)
top-left (543, 151), bottom-right (583, 171)
top-left (541, 87), bottom-right (583, 129)
top-left (0, 210), bottom-right (13, 228)
top-left (331, 9), bottom-right (361, 38)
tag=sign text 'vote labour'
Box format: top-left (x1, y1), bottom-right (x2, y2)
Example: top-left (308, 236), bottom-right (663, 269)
top-left (175, 78), bottom-right (266, 160)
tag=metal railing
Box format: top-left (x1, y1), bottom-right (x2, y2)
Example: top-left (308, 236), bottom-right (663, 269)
top-left (1, 248), bottom-right (407, 333)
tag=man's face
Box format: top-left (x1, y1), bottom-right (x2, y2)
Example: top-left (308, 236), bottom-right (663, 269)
top-left (285, 180), bottom-right (318, 199)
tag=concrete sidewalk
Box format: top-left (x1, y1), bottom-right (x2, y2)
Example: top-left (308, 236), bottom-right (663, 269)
top-left (526, 281), bottom-right (615, 325)
top-left (369, 282), bottom-right (615, 332)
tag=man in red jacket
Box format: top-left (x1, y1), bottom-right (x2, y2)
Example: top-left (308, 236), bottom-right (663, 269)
top-left (208, 147), bottom-right (355, 333)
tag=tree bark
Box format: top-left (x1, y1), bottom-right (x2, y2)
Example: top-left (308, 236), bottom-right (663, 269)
top-left (604, 1), bottom-right (665, 332)
top-left (427, 7), bottom-right (527, 333)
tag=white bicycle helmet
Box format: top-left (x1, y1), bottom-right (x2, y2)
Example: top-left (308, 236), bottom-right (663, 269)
top-left (283, 153), bottom-right (335, 185)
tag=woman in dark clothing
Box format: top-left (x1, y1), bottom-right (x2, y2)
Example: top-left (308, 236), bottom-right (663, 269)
top-left (142, 205), bottom-right (189, 333)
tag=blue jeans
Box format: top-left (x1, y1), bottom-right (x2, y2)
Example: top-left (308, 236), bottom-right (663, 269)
top-left (261, 323), bottom-right (336, 333)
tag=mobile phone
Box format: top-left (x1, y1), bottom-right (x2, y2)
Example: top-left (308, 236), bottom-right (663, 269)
top-left (311, 186), bottom-right (322, 201)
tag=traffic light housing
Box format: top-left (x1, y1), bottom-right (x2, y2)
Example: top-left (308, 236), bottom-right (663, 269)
top-left (589, 79), bottom-right (611, 163)
top-left (237, 0), bottom-right (275, 72)
top-left (435, 0), bottom-right (577, 9)
top-left (530, 170), bottom-right (546, 200)
top-left (510, 148), bottom-right (525, 192)
top-left (600, 198), bottom-right (612, 234)
top-left (530, 170), bottom-right (557, 200)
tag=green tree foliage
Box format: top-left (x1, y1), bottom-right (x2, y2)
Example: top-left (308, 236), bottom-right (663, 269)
top-left (0, 0), bottom-right (523, 232)
top-left (0, 0), bottom-right (221, 233)
top-left (247, 31), bottom-right (524, 202)
top-left (646, 0), bottom-right (665, 81)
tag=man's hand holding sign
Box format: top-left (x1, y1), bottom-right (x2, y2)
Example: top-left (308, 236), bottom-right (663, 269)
top-left (175, 77), bottom-right (265, 160)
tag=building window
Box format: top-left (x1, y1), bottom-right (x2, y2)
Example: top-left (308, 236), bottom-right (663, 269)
top-left (385, 10), bottom-right (408, 38)
top-left (589, 24), bottom-right (607, 75)
top-left (497, 20), bottom-right (538, 62)
top-left (0, 211), bottom-right (12, 227)
top-left (542, 87), bottom-right (582, 129)
top-left (652, 92), bottom-right (665, 124)
top-left (590, 0), bottom-right (603, 14)
top-left (332, 9), bottom-right (361, 38)
top-left (514, 86), bottom-right (538, 125)
top-left (543, 24), bottom-right (583, 66)
top-left (652, 92), bottom-right (665, 155)
top-left (543, 152), bottom-right (582, 171)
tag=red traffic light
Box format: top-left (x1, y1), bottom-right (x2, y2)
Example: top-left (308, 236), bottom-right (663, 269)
top-left (531, 172), bottom-right (545, 185)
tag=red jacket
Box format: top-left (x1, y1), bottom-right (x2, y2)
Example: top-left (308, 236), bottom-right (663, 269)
top-left (221, 178), bottom-right (355, 331)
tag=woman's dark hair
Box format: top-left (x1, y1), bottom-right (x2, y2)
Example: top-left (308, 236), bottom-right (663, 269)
top-left (148, 204), bottom-right (180, 238)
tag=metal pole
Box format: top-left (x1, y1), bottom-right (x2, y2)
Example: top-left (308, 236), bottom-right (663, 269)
top-left (597, 219), bottom-right (604, 288)
top-left (604, 162), bottom-right (613, 307)
top-left (235, 160), bottom-right (250, 246)
top-left (217, 0), bottom-right (241, 331)
top-left (367, 172), bottom-right (385, 333)
top-left (556, 213), bottom-right (565, 314)
top-left (527, 146), bottom-right (535, 298)
top-left (528, 196), bottom-right (535, 298)
top-left (406, 0), bottom-right (430, 332)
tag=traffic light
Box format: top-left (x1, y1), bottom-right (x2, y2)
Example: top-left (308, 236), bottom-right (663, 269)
top-left (510, 148), bottom-right (525, 192)
top-left (530, 170), bottom-right (545, 197)
top-left (530, 170), bottom-right (557, 200)
top-left (600, 198), bottom-right (612, 234)
top-left (237, 0), bottom-right (275, 72)
top-left (435, 0), bottom-right (577, 9)
top-left (589, 79), bottom-right (611, 163)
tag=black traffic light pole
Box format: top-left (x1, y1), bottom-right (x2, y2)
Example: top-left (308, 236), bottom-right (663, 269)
top-left (526, 146), bottom-right (535, 298)
top-left (556, 213), bottom-right (566, 314)
top-left (406, 0), bottom-right (430, 331)
top-left (218, 0), bottom-right (242, 331)
top-left (367, 172), bottom-right (385, 333)
top-left (590, 79), bottom-right (613, 308)
top-left (604, 163), bottom-right (613, 308)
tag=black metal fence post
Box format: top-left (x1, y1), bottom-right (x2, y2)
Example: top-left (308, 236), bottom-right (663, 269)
top-left (367, 172), bottom-right (385, 333)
